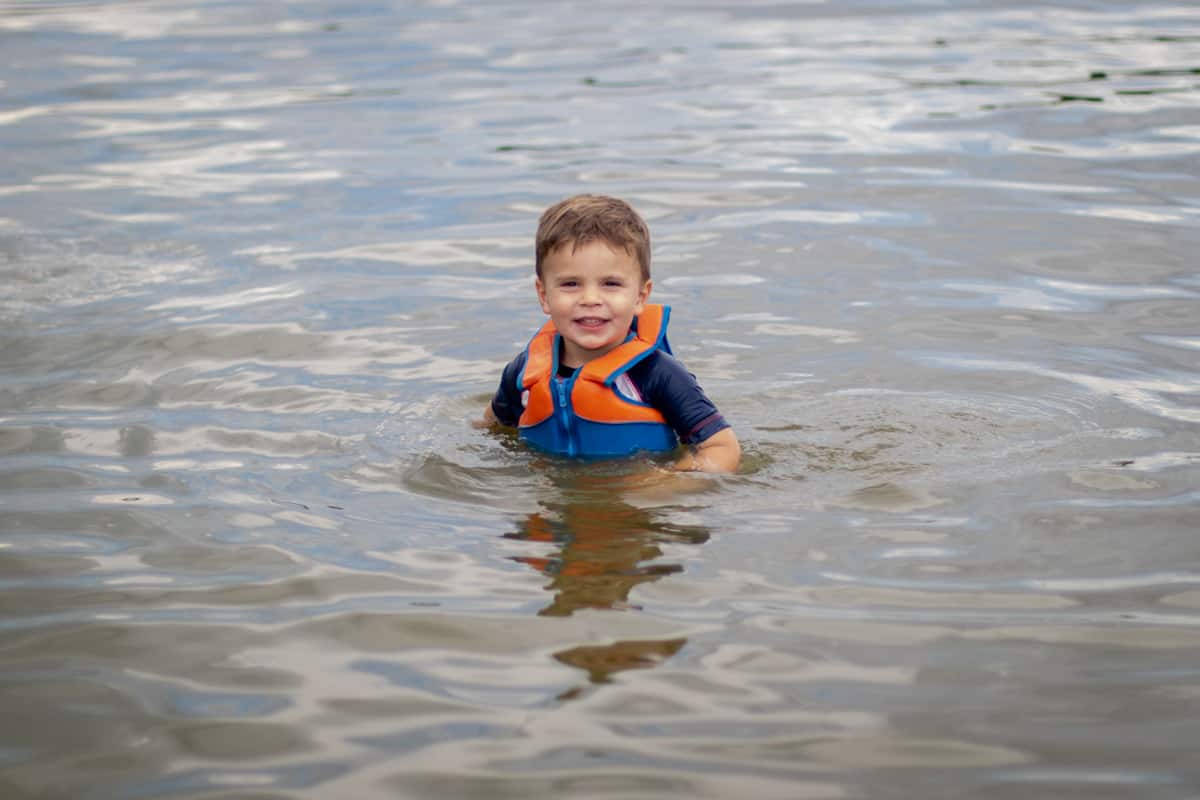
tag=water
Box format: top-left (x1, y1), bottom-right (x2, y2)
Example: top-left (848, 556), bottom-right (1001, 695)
top-left (2, 1), bottom-right (1199, 797)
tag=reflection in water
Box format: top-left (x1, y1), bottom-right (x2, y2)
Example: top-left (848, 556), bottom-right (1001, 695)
top-left (552, 637), bottom-right (687, 690)
top-left (504, 487), bottom-right (708, 693)
top-left (508, 501), bottom-right (709, 617)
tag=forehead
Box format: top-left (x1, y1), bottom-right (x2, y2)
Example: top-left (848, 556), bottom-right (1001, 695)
top-left (542, 239), bottom-right (640, 273)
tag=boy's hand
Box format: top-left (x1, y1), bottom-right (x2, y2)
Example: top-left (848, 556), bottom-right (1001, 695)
top-left (673, 428), bottom-right (741, 474)
top-left (472, 404), bottom-right (499, 429)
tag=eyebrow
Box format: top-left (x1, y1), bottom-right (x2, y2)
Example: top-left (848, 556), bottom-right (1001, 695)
top-left (549, 270), bottom-right (635, 283)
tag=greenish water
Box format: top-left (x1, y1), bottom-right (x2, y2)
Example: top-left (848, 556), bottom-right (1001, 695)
top-left (2, 1), bottom-right (1199, 798)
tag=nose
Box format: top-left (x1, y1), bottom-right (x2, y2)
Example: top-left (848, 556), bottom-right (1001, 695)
top-left (580, 282), bottom-right (602, 305)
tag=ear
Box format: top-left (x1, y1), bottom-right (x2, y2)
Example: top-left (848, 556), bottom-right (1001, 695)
top-left (535, 276), bottom-right (551, 315)
top-left (634, 279), bottom-right (652, 314)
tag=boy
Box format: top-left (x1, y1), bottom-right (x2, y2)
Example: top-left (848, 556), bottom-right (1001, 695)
top-left (480, 194), bottom-right (740, 473)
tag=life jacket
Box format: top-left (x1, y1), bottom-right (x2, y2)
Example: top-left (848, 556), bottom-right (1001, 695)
top-left (517, 304), bottom-right (679, 458)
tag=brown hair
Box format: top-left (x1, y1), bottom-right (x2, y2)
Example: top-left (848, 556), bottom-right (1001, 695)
top-left (535, 194), bottom-right (651, 283)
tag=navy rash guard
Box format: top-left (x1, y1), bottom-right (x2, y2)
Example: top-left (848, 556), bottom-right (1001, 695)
top-left (490, 348), bottom-right (729, 447)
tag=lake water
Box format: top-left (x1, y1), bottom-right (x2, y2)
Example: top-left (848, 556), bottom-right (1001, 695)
top-left (2, 1), bottom-right (1199, 798)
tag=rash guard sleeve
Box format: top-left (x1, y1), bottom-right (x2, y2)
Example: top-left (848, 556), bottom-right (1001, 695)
top-left (490, 351), bottom-right (527, 428)
top-left (629, 351), bottom-right (730, 445)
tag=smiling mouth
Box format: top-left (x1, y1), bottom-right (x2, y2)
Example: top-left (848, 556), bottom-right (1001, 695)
top-left (574, 317), bottom-right (609, 328)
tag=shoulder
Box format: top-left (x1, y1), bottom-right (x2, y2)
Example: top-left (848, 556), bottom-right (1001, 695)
top-left (627, 349), bottom-right (706, 411)
top-left (501, 349), bottom-right (529, 384)
top-left (629, 349), bottom-right (697, 387)
top-left (510, 348), bottom-right (530, 371)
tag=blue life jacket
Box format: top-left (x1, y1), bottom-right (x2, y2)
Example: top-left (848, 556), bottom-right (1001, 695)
top-left (517, 304), bottom-right (679, 458)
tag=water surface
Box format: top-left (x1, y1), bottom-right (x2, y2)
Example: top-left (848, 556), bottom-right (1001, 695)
top-left (2, 1), bottom-right (1199, 798)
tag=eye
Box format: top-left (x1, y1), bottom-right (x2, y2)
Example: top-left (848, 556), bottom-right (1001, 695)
top-left (603, 278), bottom-right (624, 287)
top-left (559, 279), bottom-right (578, 288)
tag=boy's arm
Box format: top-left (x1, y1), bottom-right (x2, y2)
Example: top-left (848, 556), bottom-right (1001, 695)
top-left (476, 353), bottom-right (525, 429)
top-left (632, 352), bottom-right (740, 473)
top-left (673, 427), bottom-right (741, 473)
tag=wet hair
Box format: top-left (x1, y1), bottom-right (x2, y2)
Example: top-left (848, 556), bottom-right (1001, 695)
top-left (535, 194), bottom-right (651, 283)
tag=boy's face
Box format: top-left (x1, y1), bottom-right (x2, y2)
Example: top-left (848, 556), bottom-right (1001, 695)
top-left (536, 239), bottom-right (651, 369)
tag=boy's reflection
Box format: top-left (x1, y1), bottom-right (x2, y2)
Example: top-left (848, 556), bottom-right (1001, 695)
top-left (504, 491), bottom-right (709, 690)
